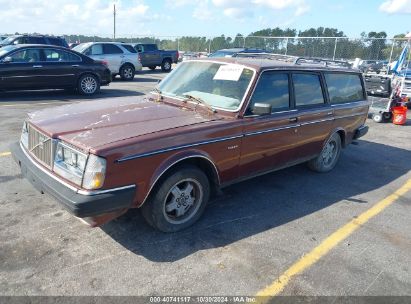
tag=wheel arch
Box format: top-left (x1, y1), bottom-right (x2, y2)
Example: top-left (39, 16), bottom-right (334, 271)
top-left (140, 151), bottom-right (220, 207)
top-left (325, 127), bottom-right (346, 148)
top-left (78, 71), bottom-right (101, 83)
top-left (120, 62), bottom-right (136, 70)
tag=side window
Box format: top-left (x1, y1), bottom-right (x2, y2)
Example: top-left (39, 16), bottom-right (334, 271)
top-left (325, 73), bottom-right (365, 104)
top-left (144, 44), bottom-right (156, 51)
top-left (103, 44), bottom-right (123, 54)
top-left (47, 38), bottom-right (63, 46)
top-left (44, 49), bottom-right (81, 62)
top-left (9, 49), bottom-right (42, 63)
top-left (122, 44), bottom-right (137, 53)
top-left (293, 73), bottom-right (325, 107)
top-left (249, 72), bottom-right (290, 113)
top-left (90, 44), bottom-right (103, 55)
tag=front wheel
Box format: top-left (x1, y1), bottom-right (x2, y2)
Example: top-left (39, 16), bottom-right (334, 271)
top-left (78, 74), bottom-right (100, 95)
top-left (308, 133), bottom-right (342, 173)
top-left (141, 165), bottom-right (210, 232)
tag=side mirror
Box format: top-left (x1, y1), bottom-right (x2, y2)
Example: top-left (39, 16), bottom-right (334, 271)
top-left (2, 56), bottom-right (12, 63)
top-left (252, 103), bottom-right (272, 115)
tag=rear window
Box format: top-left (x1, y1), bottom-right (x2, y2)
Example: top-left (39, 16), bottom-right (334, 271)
top-left (325, 73), bottom-right (365, 104)
top-left (47, 37), bottom-right (65, 46)
top-left (293, 73), bottom-right (325, 107)
top-left (121, 44), bottom-right (137, 53)
top-left (103, 44), bottom-right (123, 54)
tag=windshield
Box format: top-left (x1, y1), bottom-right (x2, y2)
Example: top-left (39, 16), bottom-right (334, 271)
top-left (0, 36), bottom-right (16, 46)
top-left (158, 61), bottom-right (255, 111)
top-left (0, 45), bottom-right (17, 57)
top-left (73, 43), bottom-right (91, 53)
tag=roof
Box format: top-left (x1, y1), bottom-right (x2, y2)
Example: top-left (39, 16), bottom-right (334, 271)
top-left (198, 57), bottom-right (360, 73)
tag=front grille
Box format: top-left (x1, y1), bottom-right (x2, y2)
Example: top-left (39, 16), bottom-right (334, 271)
top-left (28, 124), bottom-right (53, 168)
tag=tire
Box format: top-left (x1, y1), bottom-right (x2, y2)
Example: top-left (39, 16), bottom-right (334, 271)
top-left (141, 165), bottom-right (210, 232)
top-left (148, 66), bottom-right (156, 70)
top-left (161, 59), bottom-right (172, 72)
top-left (78, 74), bottom-right (100, 95)
top-left (383, 112), bottom-right (392, 122)
top-left (308, 133), bottom-right (342, 173)
top-left (120, 64), bottom-right (135, 81)
top-left (372, 113), bottom-right (383, 123)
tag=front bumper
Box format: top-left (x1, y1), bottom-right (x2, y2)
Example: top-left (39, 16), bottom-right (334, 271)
top-left (11, 142), bottom-right (135, 218)
top-left (354, 125), bottom-right (369, 140)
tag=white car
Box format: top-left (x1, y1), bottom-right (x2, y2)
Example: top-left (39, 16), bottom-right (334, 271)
top-left (74, 42), bottom-right (142, 80)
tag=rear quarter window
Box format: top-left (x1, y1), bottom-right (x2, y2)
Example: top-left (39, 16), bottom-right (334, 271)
top-left (122, 44), bottom-right (137, 53)
top-left (325, 73), bottom-right (365, 104)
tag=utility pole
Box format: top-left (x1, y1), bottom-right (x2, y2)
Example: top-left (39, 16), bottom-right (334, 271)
top-left (113, 4), bottom-right (116, 40)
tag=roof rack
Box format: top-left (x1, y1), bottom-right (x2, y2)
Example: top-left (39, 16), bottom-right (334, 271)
top-left (235, 52), bottom-right (352, 68)
top-left (235, 52), bottom-right (298, 63)
top-left (295, 57), bottom-right (352, 68)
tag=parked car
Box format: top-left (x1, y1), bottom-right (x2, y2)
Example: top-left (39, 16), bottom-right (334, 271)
top-left (11, 57), bottom-right (369, 232)
top-left (0, 35), bottom-right (69, 48)
top-left (208, 48), bottom-right (267, 58)
top-left (358, 60), bottom-right (379, 73)
top-left (69, 43), bottom-right (80, 49)
top-left (0, 36), bottom-right (8, 42)
top-left (73, 42), bottom-right (142, 80)
top-left (181, 52), bottom-right (199, 61)
top-left (0, 44), bottom-right (111, 95)
top-left (133, 43), bottom-right (179, 72)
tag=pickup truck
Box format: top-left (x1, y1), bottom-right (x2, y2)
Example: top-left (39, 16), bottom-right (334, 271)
top-left (133, 43), bottom-right (178, 72)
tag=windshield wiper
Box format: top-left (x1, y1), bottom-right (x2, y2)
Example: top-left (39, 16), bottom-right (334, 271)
top-left (151, 87), bottom-right (163, 102)
top-left (182, 94), bottom-right (216, 114)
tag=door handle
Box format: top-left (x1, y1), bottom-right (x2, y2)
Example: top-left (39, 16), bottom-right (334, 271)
top-left (326, 111), bottom-right (333, 115)
top-left (289, 117), bottom-right (298, 123)
top-left (72, 65), bottom-right (80, 67)
top-left (32, 65), bottom-right (43, 68)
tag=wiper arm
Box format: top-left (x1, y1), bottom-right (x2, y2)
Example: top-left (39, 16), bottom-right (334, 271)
top-left (151, 87), bottom-right (163, 102)
top-left (182, 94), bottom-right (216, 114)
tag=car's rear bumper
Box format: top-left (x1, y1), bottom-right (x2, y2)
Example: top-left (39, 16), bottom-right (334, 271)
top-left (10, 142), bottom-right (136, 219)
top-left (354, 125), bottom-right (369, 139)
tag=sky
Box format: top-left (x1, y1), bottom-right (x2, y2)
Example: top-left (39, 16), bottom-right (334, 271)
top-left (0, 0), bottom-right (410, 38)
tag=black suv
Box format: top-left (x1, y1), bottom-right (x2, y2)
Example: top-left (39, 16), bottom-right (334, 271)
top-left (0, 35), bottom-right (69, 48)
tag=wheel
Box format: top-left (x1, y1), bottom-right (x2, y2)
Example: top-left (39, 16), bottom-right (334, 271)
top-left (372, 113), bottom-right (383, 123)
top-left (149, 66), bottom-right (156, 70)
top-left (141, 165), bottom-right (210, 232)
top-left (308, 133), bottom-right (342, 173)
top-left (78, 74), bottom-right (100, 95)
top-left (161, 59), bottom-right (172, 72)
top-left (120, 64), bottom-right (135, 81)
top-left (383, 112), bottom-right (392, 121)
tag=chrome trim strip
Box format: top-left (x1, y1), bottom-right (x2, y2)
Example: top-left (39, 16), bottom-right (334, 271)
top-left (244, 124), bottom-right (298, 136)
top-left (20, 142), bottom-right (135, 197)
top-left (5, 74), bottom-right (75, 78)
top-left (116, 134), bottom-right (243, 162)
top-left (77, 185), bottom-right (136, 196)
top-left (330, 100), bottom-right (366, 107)
top-left (140, 155), bottom-right (220, 206)
top-left (299, 117), bottom-right (335, 126)
top-left (335, 112), bottom-right (368, 120)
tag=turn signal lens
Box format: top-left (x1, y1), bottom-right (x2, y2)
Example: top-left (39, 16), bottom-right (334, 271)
top-left (82, 154), bottom-right (106, 190)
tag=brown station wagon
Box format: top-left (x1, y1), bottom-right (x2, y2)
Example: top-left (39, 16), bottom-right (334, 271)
top-left (11, 57), bottom-right (369, 232)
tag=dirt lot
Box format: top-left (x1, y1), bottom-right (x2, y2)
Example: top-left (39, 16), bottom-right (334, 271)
top-left (0, 69), bottom-right (411, 298)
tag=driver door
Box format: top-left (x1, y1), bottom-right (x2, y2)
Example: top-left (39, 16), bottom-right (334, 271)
top-left (239, 71), bottom-right (299, 178)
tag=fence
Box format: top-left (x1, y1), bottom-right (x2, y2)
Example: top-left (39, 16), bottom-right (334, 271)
top-left (3, 33), bottom-right (410, 63)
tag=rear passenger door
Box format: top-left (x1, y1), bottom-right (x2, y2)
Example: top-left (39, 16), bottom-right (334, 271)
top-left (325, 72), bottom-right (368, 141)
top-left (239, 71), bottom-right (299, 177)
top-left (292, 72), bottom-right (334, 160)
top-left (103, 44), bottom-right (123, 73)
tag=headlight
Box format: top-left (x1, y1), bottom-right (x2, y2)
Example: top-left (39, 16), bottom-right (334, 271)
top-left (21, 121), bottom-right (28, 149)
top-left (82, 154), bottom-right (106, 190)
top-left (53, 142), bottom-right (88, 186)
top-left (53, 141), bottom-right (106, 190)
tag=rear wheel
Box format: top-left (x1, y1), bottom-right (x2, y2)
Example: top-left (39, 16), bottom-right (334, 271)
top-left (161, 59), bottom-right (172, 72)
top-left (78, 74), bottom-right (100, 95)
top-left (141, 165), bottom-right (210, 232)
top-left (383, 112), bottom-right (392, 122)
top-left (308, 133), bottom-right (342, 173)
top-left (120, 64), bottom-right (135, 81)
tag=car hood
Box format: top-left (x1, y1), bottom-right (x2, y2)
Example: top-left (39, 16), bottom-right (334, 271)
top-left (28, 97), bottom-right (219, 151)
